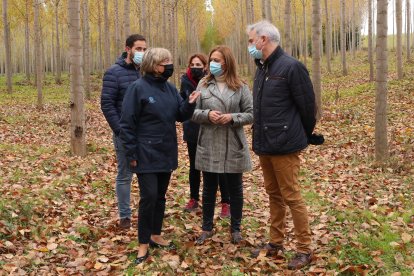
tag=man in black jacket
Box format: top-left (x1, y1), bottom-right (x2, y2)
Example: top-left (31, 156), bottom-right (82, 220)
top-left (247, 20), bottom-right (321, 270)
top-left (101, 34), bottom-right (147, 229)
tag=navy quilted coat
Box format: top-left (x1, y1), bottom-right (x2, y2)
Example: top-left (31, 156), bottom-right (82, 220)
top-left (101, 53), bottom-right (141, 135)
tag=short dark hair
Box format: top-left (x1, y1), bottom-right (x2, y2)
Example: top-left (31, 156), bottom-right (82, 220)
top-left (125, 34), bottom-right (146, 48)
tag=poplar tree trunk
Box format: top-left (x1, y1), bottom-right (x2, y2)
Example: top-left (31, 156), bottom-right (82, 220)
top-left (25, 0), bottom-right (30, 81)
top-left (98, 1), bottom-right (103, 73)
top-left (375, 0), bottom-right (389, 162)
top-left (340, 0), bottom-right (348, 75)
top-left (124, 0), bottom-right (130, 39)
top-left (68, 0), bottom-right (86, 156)
top-left (324, 0), bottom-right (331, 72)
top-left (55, 0), bottom-right (62, 84)
top-left (83, 0), bottom-right (91, 99)
top-left (103, 0), bottom-right (110, 69)
top-left (246, 0), bottom-right (255, 75)
top-left (406, 0), bottom-right (411, 60)
top-left (301, 0), bottom-right (307, 66)
top-left (2, 0), bottom-right (12, 93)
top-left (284, 0), bottom-right (292, 55)
top-left (396, 0), bottom-right (403, 79)
top-left (368, 0), bottom-right (374, 81)
top-left (114, 0), bottom-right (121, 56)
top-left (312, 0), bottom-right (322, 119)
top-left (34, 0), bottom-right (43, 108)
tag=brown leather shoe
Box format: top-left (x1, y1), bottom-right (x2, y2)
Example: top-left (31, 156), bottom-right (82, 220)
top-left (119, 217), bottom-right (131, 229)
top-left (287, 252), bottom-right (313, 270)
top-left (194, 231), bottom-right (213, 245)
top-left (251, 243), bottom-right (284, 258)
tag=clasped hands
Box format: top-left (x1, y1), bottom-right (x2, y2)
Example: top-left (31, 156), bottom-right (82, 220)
top-left (208, 110), bottom-right (233, 125)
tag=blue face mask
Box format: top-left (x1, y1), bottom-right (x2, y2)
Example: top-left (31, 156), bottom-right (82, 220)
top-left (248, 45), bottom-right (263, 60)
top-left (133, 51), bottom-right (144, 64)
top-left (209, 61), bottom-right (223, 76)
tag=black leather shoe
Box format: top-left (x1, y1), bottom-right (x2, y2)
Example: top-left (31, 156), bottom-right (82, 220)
top-left (149, 240), bottom-right (176, 250)
top-left (135, 251), bottom-right (149, 265)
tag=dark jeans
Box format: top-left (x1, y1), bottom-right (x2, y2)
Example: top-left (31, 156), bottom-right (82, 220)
top-left (201, 172), bottom-right (243, 233)
top-left (137, 172), bottom-right (171, 244)
top-left (187, 141), bottom-right (229, 203)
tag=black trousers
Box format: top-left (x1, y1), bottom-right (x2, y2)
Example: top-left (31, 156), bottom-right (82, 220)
top-left (187, 141), bottom-right (229, 203)
top-left (201, 172), bottom-right (243, 232)
top-left (137, 172), bottom-right (171, 244)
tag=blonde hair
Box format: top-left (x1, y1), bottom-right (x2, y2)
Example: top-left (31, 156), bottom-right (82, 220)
top-left (203, 45), bottom-right (244, 91)
top-left (140, 48), bottom-right (172, 75)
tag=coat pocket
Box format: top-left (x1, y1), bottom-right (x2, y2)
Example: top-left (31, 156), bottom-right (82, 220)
top-left (137, 138), bottom-right (163, 165)
top-left (263, 122), bottom-right (289, 150)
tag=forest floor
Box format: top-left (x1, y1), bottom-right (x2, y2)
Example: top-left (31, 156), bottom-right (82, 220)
top-left (0, 54), bottom-right (413, 275)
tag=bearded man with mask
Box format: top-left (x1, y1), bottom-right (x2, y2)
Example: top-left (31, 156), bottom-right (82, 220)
top-left (101, 34), bottom-right (147, 229)
top-left (246, 21), bottom-right (324, 270)
top-left (119, 48), bottom-right (200, 264)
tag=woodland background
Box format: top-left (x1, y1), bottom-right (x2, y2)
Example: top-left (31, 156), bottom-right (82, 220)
top-left (1, 0), bottom-right (413, 274)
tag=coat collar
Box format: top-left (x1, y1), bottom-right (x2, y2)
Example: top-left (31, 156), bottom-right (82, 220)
top-left (204, 78), bottom-right (237, 112)
top-left (255, 46), bottom-right (284, 69)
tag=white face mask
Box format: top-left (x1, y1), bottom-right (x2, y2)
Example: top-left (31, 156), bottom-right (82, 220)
top-left (248, 38), bottom-right (263, 59)
top-left (133, 51), bottom-right (144, 64)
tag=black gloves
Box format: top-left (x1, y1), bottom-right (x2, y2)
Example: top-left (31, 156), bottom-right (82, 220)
top-left (308, 133), bottom-right (325, 145)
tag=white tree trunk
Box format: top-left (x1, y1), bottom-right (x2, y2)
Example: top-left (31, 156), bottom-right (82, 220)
top-left (55, 0), bottom-right (62, 84)
top-left (324, 0), bottom-right (331, 72)
top-left (375, 0), bottom-right (389, 162)
top-left (25, 0), bottom-right (30, 81)
top-left (103, 0), bottom-right (110, 69)
top-left (407, 0), bottom-right (411, 60)
top-left (124, 0), bottom-right (130, 40)
top-left (114, 0), bottom-right (121, 57)
top-left (83, 0), bottom-right (91, 99)
top-left (68, 0), bottom-right (86, 156)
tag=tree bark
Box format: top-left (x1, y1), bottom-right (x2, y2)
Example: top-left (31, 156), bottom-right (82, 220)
top-left (396, 0), bottom-right (403, 79)
top-left (103, 0), bottom-right (110, 69)
top-left (407, 0), bottom-right (411, 60)
top-left (375, 0), bottom-right (389, 162)
top-left (340, 0), bottom-right (348, 75)
top-left (97, 1), bottom-right (103, 73)
top-left (324, 0), bottom-right (331, 72)
top-left (312, 0), bottom-right (322, 120)
top-left (68, 0), bottom-right (86, 156)
top-left (368, 0), bottom-right (374, 81)
top-left (25, 0), bottom-right (30, 81)
top-left (114, 0), bottom-right (121, 57)
top-left (301, 0), bottom-right (307, 66)
top-left (124, 0), bottom-right (130, 40)
top-left (2, 0), bottom-right (12, 93)
top-left (284, 0), bottom-right (292, 55)
top-left (55, 0), bottom-right (62, 84)
top-left (34, 0), bottom-right (43, 107)
top-left (83, 0), bottom-right (91, 99)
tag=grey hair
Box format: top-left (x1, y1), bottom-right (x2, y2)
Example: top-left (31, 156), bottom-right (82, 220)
top-left (246, 20), bottom-right (281, 43)
top-left (140, 48), bottom-right (172, 75)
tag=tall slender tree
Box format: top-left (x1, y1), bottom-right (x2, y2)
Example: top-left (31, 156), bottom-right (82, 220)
top-left (2, 0), bottom-right (12, 93)
top-left (300, 0), bottom-right (308, 65)
top-left (312, 0), bottom-right (322, 119)
top-left (83, 0), bottom-right (91, 99)
top-left (103, 0), bottom-right (110, 69)
top-left (324, 0), bottom-right (331, 72)
top-left (375, 0), bottom-right (389, 162)
top-left (284, 0), bottom-right (292, 55)
top-left (123, 0), bottom-right (130, 39)
top-left (396, 0), bottom-right (403, 79)
top-left (340, 0), bottom-right (348, 75)
top-left (406, 0), bottom-right (411, 60)
top-left (25, 0), bottom-right (30, 81)
top-left (54, 0), bottom-right (62, 84)
top-left (368, 0), bottom-right (374, 81)
top-left (68, 0), bottom-right (86, 156)
top-left (114, 0), bottom-right (121, 57)
top-left (34, 0), bottom-right (43, 108)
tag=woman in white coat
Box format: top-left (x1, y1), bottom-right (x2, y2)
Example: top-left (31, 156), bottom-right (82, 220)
top-left (192, 45), bottom-right (253, 245)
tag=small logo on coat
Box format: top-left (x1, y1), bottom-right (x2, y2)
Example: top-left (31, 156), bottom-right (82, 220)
top-left (148, 96), bottom-right (156, 104)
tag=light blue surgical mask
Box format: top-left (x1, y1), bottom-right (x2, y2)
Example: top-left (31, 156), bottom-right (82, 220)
top-left (248, 45), bottom-right (263, 60)
top-left (133, 51), bottom-right (144, 64)
top-left (209, 61), bottom-right (223, 76)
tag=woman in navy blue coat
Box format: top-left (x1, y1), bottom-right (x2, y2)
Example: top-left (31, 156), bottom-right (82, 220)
top-left (119, 48), bottom-right (200, 264)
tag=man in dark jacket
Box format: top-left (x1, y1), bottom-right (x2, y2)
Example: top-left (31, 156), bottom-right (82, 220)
top-left (247, 21), bottom-right (321, 270)
top-left (101, 34), bottom-right (147, 229)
